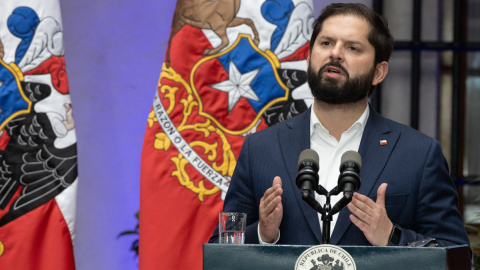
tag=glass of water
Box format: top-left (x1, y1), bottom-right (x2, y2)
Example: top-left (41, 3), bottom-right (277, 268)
top-left (218, 212), bottom-right (247, 244)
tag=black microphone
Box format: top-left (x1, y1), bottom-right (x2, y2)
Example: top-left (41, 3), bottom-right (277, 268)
top-left (337, 151), bottom-right (362, 200)
top-left (296, 149), bottom-right (319, 198)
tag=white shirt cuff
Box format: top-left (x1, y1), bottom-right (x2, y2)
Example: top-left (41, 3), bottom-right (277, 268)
top-left (257, 223), bottom-right (280, 244)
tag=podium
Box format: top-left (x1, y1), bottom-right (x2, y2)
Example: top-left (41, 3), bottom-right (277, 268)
top-left (203, 244), bottom-right (471, 270)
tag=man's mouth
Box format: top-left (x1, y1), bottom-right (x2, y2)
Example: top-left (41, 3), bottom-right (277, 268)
top-left (324, 66), bottom-right (344, 77)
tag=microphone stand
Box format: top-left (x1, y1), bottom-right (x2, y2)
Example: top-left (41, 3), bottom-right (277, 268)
top-left (300, 185), bottom-right (353, 244)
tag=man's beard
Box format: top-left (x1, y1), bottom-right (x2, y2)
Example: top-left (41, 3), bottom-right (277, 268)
top-left (307, 61), bottom-right (375, 105)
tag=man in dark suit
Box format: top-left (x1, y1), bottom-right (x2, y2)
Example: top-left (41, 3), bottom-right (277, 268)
top-left (209, 3), bottom-right (470, 248)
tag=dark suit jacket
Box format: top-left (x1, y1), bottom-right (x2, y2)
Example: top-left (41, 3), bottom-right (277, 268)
top-left (209, 107), bottom-right (469, 247)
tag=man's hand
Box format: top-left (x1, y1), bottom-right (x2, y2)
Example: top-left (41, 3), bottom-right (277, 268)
top-left (347, 183), bottom-right (393, 246)
top-left (259, 176), bottom-right (283, 243)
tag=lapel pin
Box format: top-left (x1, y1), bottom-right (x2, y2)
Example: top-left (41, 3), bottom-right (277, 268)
top-left (380, 140), bottom-right (387, 146)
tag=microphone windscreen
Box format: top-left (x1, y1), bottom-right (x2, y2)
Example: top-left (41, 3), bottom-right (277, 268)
top-left (340, 150), bottom-right (362, 172)
top-left (298, 149), bottom-right (319, 170)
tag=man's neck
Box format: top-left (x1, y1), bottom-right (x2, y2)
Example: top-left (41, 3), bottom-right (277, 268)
top-left (312, 99), bottom-right (368, 141)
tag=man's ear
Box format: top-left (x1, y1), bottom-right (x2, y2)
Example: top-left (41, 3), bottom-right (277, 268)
top-left (372, 61), bottom-right (388, 86)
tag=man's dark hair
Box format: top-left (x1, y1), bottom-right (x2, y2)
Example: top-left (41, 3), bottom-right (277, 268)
top-left (309, 3), bottom-right (394, 65)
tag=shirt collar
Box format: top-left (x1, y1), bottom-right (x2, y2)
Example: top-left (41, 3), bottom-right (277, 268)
top-left (309, 104), bottom-right (370, 138)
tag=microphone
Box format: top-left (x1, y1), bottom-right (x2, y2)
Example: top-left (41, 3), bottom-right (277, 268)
top-left (338, 151), bottom-right (362, 200)
top-left (296, 149), bottom-right (319, 198)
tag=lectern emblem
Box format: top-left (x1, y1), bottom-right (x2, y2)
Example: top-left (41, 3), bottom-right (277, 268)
top-left (295, 245), bottom-right (356, 270)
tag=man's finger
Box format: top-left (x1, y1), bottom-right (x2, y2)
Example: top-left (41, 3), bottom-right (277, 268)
top-left (376, 183), bottom-right (388, 206)
top-left (262, 177), bottom-right (283, 214)
top-left (273, 176), bottom-right (282, 189)
top-left (264, 193), bottom-right (280, 212)
top-left (262, 177), bottom-right (281, 199)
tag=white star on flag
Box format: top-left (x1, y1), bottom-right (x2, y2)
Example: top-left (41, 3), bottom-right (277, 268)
top-left (210, 60), bottom-right (261, 112)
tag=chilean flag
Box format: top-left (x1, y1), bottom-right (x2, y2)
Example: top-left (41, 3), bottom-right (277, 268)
top-left (140, 1), bottom-right (314, 269)
top-left (0, 1), bottom-right (78, 269)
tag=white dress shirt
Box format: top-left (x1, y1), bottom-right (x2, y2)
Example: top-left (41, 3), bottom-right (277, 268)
top-left (310, 105), bottom-right (369, 235)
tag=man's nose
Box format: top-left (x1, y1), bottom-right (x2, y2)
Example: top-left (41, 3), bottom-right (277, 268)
top-left (330, 44), bottom-right (344, 61)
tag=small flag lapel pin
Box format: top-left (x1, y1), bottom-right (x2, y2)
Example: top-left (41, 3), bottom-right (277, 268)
top-left (380, 140), bottom-right (387, 146)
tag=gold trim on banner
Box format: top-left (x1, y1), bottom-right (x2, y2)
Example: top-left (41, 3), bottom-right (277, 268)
top-left (149, 64), bottom-right (237, 201)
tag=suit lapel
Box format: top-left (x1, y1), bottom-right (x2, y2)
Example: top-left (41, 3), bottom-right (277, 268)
top-left (330, 107), bottom-right (400, 244)
top-left (278, 108), bottom-right (323, 243)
